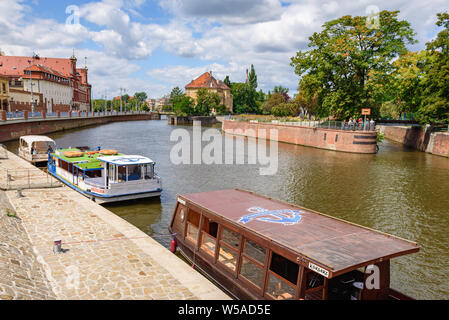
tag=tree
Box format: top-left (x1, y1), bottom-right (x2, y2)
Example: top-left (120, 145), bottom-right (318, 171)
top-left (273, 86), bottom-right (290, 102)
top-left (195, 88), bottom-right (221, 116)
top-left (169, 87), bottom-right (185, 105)
top-left (134, 92), bottom-right (148, 105)
top-left (290, 10), bottom-right (416, 119)
top-left (416, 12), bottom-right (449, 123)
top-left (248, 64), bottom-right (258, 90)
top-left (271, 102), bottom-right (299, 117)
top-left (173, 96), bottom-right (195, 116)
top-left (223, 76), bottom-right (231, 88)
top-left (261, 93), bottom-right (287, 114)
top-left (231, 82), bottom-right (258, 114)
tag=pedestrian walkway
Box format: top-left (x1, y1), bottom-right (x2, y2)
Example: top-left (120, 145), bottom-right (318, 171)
top-left (0, 149), bottom-right (229, 300)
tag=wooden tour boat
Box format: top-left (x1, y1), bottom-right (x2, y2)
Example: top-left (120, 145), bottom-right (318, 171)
top-left (169, 189), bottom-right (420, 300)
top-left (18, 135), bottom-right (56, 164)
top-left (47, 148), bottom-right (162, 203)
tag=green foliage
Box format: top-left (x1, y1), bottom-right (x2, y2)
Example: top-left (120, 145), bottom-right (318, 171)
top-left (231, 82), bottom-right (258, 114)
top-left (215, 104), bottom-right (229, 115)
top-left (261, 93), bottom-right (286, 114)
top-left (161, 105), bottom-right (173, 112)
top-left (170, 87), bottom-right (184, 105)
top-left (271, 102), bottom-right (299, 117)
top-left (290, 10), bottom-right (416, 119)
top-left (195, 88), bottom-right (220, 116)
top-left (416, 12), bottom-right (449, 123)
top-left (173, 96), bottom-right (195, 116)
top-left (248, 65), bottom-right (258, 90)
top-left (223, 76), bottom-right (231, 88)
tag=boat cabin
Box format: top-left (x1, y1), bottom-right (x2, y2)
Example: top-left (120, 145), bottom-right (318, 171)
top-left (18, 135), bottom-right (56, 164)
top-left (48, 150), bottom-right (161, 203)
top-left (169, 189), bottom-right (420, 300)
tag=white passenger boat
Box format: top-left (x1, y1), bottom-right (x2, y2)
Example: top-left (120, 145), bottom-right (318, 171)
top-left (18, 135), bottom-right (56, 165)
top-left (47, 148), bottom-right (162, 203)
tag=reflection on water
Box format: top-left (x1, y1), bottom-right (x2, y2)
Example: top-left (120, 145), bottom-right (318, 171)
top-left (5, 120), bottom-right (449, 299)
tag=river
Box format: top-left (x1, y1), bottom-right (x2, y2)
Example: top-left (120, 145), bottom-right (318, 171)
top-left (5, 119), bottom-right (449, 299)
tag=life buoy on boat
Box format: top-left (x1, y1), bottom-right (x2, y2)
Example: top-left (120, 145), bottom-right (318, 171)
top-left (99, 149), bottom-right (118, 155)
top-left (64, 151), bottom-right (84, 158)
top-left (85, 151), bottom-right (100, 155)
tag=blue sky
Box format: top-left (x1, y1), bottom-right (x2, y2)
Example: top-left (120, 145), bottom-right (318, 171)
top-left (0, 0), bottom-right (447, 99)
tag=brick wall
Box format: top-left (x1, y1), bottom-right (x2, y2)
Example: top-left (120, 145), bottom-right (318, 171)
top-left (378, 125), bottom-right (449, 158)
top-left (222, 120), bottom-right (378, 154)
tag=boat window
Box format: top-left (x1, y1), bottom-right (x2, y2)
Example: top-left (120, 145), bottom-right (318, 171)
top-left (144, 164), bottom-right (154, 179)
top-left (269, 252), bottom-right (299, 285)
top-left (265, 252), bottom-right (299, 300)
top-left (266, 273), bottom-right (296, 300)
top-left (186, 209), bottom-right (201, 244)
top-left (200, 217), bottom-right (218, 257)
top-left (221, 228), bottom-right (240, 249)
top-left (85, 170), bottom-right (102, 178)
top-left (117, 166), bottom-right (126, 182)
top-left (218, 245), bottom-right (237, 272)
top-left (244, 239), bottom-right (266, 265)
top-left (305, 271), bottom-right (324, 290)
top-left (126, 165), bottom-right (142, 181)
top-left (240, 257), bottom-right (264, 289)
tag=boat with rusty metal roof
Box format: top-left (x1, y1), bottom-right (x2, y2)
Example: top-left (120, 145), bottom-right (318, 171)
top-left (169, 189), bottom-right (420, 300)
top-left (47, 148), bottom-right (162, 203)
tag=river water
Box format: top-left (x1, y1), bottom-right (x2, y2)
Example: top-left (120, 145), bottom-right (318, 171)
top-left (5, 120), bottom-right (448, 299)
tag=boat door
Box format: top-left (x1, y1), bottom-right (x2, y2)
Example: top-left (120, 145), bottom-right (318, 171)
top-left (47, 154), bottom-right (56, 174)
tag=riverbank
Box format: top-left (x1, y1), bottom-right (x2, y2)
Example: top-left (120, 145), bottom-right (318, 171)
top-left (222, 120), bottom-right (378, 154)
top-left (0, 147), bottom-right (229, 300)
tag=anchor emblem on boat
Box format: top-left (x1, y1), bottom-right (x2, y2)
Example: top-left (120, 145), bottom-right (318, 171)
top-left (238, 207), bottom-right (303, 226)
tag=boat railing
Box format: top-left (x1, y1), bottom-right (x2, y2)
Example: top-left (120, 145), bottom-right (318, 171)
top-left (0, 167), bottom-right (61, 190)
top-left (84, 178), bottom-right (106, 189)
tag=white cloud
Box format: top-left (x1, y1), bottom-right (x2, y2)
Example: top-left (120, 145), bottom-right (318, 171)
top-left (1, 0), bottom-right (448, 99)
top-left (159, 0), bottom-right (285, 25)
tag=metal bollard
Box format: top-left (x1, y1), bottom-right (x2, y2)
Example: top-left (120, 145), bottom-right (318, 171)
top-left (53, 239), bottom-right (63, 254)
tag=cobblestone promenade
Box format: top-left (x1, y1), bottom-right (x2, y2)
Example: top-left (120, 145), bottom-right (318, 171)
top-left (0, 148), bottom-right (229, 300)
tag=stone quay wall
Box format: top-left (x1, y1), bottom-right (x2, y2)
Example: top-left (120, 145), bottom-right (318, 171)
top-left (377, 125), bottom-right (449, 158)
top-left (222, 120), bottom-right (378, 154)
top-left (0, 113), bottom-right (158, 143)
top-left (168, 115), bottom-right (218, 126)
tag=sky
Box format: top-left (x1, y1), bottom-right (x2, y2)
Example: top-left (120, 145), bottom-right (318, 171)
top-left (0, 0), bottom-right (447, 99)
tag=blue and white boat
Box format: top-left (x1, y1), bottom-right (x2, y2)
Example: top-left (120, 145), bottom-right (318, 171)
top-left (47, 148), bottom-right (162, 203)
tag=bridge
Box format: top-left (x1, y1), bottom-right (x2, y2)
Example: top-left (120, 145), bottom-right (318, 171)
top-left (0, 110), bottom-right (161, 143)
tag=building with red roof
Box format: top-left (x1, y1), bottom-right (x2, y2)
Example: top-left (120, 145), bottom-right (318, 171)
top-left (185, 71), bottom-right (233, 112)
top-left (0, 54), bottom-right (91, 112)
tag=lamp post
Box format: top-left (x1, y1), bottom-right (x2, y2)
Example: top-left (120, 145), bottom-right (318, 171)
top-left (28, 60), bottom-right (35, 114)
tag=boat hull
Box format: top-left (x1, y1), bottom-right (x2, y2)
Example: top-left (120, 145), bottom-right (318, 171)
top-left (48, 170), bottom-right (161, 204)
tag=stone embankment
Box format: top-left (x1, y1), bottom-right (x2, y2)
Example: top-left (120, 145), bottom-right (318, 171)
top-left (377, 125), bottom-right (449, 158)
top-left (0, 147), bottom-right (229, 300)
top-left (222, 120), bottom-right (378, 154)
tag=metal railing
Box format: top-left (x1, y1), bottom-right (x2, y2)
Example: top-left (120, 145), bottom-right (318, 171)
top-left (1, 110), bottom-right (153, 122)
top-left (0, 167), bottom-right (61, 190)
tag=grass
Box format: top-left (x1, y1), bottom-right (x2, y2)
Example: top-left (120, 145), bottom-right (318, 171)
top-left (6, 208), bottom-right (18, 218)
